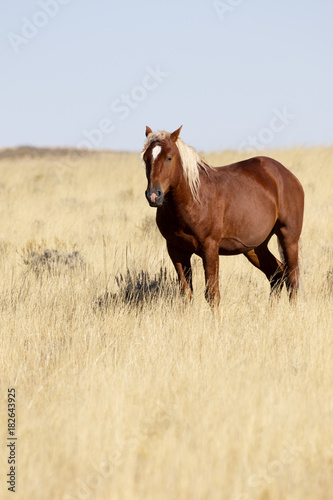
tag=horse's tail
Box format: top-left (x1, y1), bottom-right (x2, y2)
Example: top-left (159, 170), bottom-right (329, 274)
top-left (277, 237), bottom-right (286, 267)
top-left (297, 237), bottom-right (305, 296)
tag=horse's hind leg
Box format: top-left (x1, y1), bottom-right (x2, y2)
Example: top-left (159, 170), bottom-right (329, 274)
top-left (244, 243), bottom-right (285, 296)
top-left (275, 228), bottom-right (301, 302)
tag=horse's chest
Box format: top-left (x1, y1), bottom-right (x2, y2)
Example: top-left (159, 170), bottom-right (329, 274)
top-left (156, 210), bottom-right (200, 253)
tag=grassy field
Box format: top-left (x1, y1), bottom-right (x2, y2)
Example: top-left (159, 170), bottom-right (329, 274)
top-left (0, 145), bottom-right (332, 500)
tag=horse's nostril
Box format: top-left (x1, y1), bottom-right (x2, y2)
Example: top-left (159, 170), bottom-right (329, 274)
top-left (157, 190), bottom-right (162, 198)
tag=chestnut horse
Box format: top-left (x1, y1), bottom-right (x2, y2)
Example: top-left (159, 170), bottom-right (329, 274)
top-left (141, 126), bottom-right (304, 306)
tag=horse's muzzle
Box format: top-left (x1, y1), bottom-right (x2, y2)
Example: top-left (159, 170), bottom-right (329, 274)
top-left (145, 188), bottom-right (164, 207)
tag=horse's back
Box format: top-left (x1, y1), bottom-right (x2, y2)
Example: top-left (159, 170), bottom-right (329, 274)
top-left (215, 155), bottom-right (304, 211)
top-left (216, 155), bottom-right (296, 183)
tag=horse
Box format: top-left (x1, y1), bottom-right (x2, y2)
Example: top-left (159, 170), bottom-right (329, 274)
top-left (141, 126), bottom-right (304, 307)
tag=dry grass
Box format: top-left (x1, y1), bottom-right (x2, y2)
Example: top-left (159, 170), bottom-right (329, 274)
top-left (0, 146), bottom-right (332, 500)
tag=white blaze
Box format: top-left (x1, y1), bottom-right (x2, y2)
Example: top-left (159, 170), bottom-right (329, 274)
top-left (151, 145), bottom-right (161, 162)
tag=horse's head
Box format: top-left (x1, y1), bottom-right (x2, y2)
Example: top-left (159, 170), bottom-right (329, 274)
top-left (142, 126), bottom-right (183, 207)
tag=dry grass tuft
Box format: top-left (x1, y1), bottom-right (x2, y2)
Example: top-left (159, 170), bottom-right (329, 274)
top-left (23, 247), bottom-right (86, 276)
top-left (96, 267), bottom-right (177, 310)
top-left (324, 266), bottom-right (333, 295)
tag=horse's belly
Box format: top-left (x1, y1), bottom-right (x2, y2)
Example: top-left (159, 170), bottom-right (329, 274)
top-left (218, 214), bottom-right (276, 254)
top-left (218, 237), bottom-right (251, 255)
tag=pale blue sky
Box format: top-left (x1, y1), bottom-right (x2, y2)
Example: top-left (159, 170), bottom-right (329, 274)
top-left (1, 0), bottom-right (332, 152)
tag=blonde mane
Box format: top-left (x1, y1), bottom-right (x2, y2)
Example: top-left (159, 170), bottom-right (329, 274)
top-left (141, 131), bottom-right (213, 202)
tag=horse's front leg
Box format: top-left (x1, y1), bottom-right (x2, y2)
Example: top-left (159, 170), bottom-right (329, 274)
top-left (167, 242), bottom-right (193, 300)
top-left (202, 243), bottom-right (220, 307)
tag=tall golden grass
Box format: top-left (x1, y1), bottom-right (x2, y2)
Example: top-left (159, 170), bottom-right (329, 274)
top-left (0, 146), bottom-right (332, 500)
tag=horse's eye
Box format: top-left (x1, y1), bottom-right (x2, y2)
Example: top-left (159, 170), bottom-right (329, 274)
top-left (166, 157), bottom-right (172, 163)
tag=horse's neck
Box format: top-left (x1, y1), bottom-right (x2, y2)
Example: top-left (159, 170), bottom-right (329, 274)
top-left (168, 171), bottom-right (200, 222)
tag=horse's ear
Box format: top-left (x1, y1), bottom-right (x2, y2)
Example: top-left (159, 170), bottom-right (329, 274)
top-left (170, 125), bottom-right (183, 143)
top-left (145, 126), bottom-right (153, 137)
